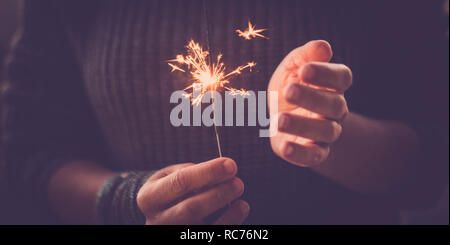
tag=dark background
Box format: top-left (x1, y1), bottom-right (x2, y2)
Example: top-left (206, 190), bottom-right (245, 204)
top-left (0, 0), bottom-right (448, 225)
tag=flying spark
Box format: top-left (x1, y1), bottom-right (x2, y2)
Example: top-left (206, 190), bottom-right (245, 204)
top-left (168, 40), bottom-right (256, 105)
top-left (236, 20), bottom-right (268, 40)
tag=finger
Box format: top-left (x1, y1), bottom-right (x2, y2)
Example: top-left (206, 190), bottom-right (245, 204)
top-left (278, 141), bottom-right (330, 167)
top-left (148, 163), bottom-right (195, 180)
top-left (159, 178), bottom-right (244, 224)
top-left (282, 40), bottom-right (333, 71)
top-left (278, 113), bottom-right (342, 143)
top-left (298, 62), bottom-right (352, 93)
top-left (268, 40), bottom-right (333, 107)
top-left (143, 158), bottom-right (237, 210)
top-left (213, 200), bottom-right (250, 225)
top-left (284, 83), bottom-right (348, 120)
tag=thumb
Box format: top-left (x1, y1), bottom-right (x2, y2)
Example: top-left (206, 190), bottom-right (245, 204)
top-left (281, 40), bottom-right (333, 71)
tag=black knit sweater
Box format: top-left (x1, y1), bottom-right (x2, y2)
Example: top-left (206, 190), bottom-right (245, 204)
top-left (2, 0), bottom-right (448, 224)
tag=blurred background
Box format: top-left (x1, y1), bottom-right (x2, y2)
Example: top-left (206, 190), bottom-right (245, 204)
top-left (1, 0), bottom-right (22, 225)
top-left (0, 0), bottom-right (448, 225)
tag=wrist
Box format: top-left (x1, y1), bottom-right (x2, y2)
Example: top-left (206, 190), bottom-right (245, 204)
top-left (95, 171), bottom-right (154, 225)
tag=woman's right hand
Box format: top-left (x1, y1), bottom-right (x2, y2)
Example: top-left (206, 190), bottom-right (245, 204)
top-left (137, 157), bottom-right (249, 225)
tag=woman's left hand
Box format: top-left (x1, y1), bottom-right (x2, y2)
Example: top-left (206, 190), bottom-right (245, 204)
top-left (268, 40), bottom-right (353, 167)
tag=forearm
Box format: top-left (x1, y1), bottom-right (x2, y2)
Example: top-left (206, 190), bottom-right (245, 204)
top-left (47, 160), bottom-right (116, 224)
top-left (312, 112), bottom-right (420, 197)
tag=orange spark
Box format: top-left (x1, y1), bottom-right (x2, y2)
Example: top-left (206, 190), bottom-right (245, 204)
top-left (236, 20), bottom-right (268, 40)
top-left (168, 63), bottom-right (185, 73)
top-left (168, 40), bottom-right (255, 105)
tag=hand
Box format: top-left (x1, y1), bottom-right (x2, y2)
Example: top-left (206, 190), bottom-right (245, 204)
top-left (136, 157), bottom-right (249, 225)
top-left (268, 40), bottom-right (352, 167)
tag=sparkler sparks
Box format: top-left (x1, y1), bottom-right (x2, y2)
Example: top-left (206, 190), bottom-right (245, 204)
top-left (168, 19), bottom-right (265, 158)
top-left (236, 20), bottom-right (268, 40)
top-left (168, 40), bottom-right (256, 106)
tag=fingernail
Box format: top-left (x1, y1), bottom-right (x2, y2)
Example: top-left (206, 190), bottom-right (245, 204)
top-left (278, 114), bottom-right (290, 130)
top-left (283, 143), bottom-right (294, 157)
top-left (286, 84), bottom-right (300, 100)
top-left (223, 160), bottom-right (236, 174)
top-left (240, 202), bottom-right (250, 216)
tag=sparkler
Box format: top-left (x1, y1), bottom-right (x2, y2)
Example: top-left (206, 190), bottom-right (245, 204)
top-left (168, 40), bottom-right (256, 156)
top-left (169, 1), bottom-right (267, 158)
top-left (236, 20), bottom-right (269, 40)
top-left (168, 40), bottom-right (255, 106)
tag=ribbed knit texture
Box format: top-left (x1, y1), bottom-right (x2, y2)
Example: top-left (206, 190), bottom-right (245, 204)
top-left (78, 0), bottom-right (362, 171)
top-left (75, 1), bottom-right (367, 224)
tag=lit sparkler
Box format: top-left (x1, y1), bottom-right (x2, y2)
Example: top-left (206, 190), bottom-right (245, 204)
top-left (236, 20), bottom-right (268, 40)
top-left (168, 40), bottom-right (256, 106)
top-left (168, 39), bottom-right (256, 157)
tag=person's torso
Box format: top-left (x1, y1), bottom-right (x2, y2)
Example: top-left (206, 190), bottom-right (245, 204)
top-left (66, 0), bottom-right (396, 224)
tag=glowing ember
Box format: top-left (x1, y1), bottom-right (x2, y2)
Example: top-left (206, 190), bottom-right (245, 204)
top-left (168, 40), bottom-right (256, 105)
top-left (236, 20), bottom-right (268, 40)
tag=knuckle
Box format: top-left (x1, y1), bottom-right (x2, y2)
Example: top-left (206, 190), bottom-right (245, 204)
top-left (214, 188), bottom-right (226, 203)
top-left (332, 95), bottom-right (348, 119)
top-left (181, 202), bottom-right (198, 220)
top-left (322, 122), bottom-right (333, 143)
top-left (293, 116), bottom-right (307, 134)
top-left (340, 64), bottom-right (353, 88)
top-left (302, 63), bottom-right (316, 81)
top-left (155, 168), bottom-right (171, 178)
top-left (204, 163), bottom-right (218, 182)
top-left (307, 90), bottom-right (325, 111)
top-left (231, 178), bottom-right (245, 196)
top-left (184, 163), bottom-right (196, 168)
top-left (325, 121), bottom-right (342, 143)
top-left (303, 62), bottom-right (316, 70)
top-left (307, 88), bottom-right (322, 107)
top-left (321, 146), bottom-right (331, 162)
top-left (156, 163), bottom-right (195, 179)
top-left (219, 179), bottom-right (243, 202)
top-left (296, 89), bottom-right (308, 106)
top-left (170, 171), bottom-right (189, 194)
top-left (309, 145), bottom-right (330, 165)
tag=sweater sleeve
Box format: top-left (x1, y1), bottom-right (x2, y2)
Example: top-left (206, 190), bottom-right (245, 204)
top-left (2, 0), bottom-right (107, 222)
top-left (349, 1), bottom-right (449, 209)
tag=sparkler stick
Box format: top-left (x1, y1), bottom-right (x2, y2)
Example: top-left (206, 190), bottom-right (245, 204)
top-left (168, 41), bottom-right (255, 157)
top-left (168, 1), bottom-right (267, 158)
top-left (201, 0), bottom-right (223, 158)
top-left (203, 1), bottom-right (222, 158)
top-left (212, 92), bottom-right (222, 157)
